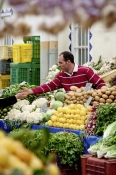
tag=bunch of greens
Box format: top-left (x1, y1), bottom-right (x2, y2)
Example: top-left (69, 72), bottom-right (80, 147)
top-left (88, 121), bottom-right (116, 158)
top-left (95, 104), bottom-right (116, 136)
top-left (9, 129), bottom-right (84, 169)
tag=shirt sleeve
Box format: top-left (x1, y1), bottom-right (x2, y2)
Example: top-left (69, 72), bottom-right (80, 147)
top-left (86, 67), bottom-right (106, 89)
top-left (0, 96), bottom-right (17, 108)
top-left (31, 73), bottom-right (63, 95)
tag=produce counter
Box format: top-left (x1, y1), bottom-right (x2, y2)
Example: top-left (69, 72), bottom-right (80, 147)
top-left (0, 119), bottom-right (101, 154)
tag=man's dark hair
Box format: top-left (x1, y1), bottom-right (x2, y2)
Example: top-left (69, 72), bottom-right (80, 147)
top-left (59, 51), bottom-right (74, 63)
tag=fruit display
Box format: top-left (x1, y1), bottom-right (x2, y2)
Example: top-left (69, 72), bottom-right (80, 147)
top-left (64, 85), bottom-right (116, 106)
top-left (0, 130), bottom-right (60, 175)
top-left (46, 104), bottom-right (92, 130)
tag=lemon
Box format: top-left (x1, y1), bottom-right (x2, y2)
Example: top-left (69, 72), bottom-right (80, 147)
top-left (47, 120), bottom-right (53, 126)
top-left (57, 107), bottom-right (63, 113)
top-left (66, 109), bottom-right (71, 114)
top-left (80, 110), bottom-right (86, 116)
top-left (69, 104), bottom-right (76, 109)
top-left (86, 105), bottom-right (92, 111)
top-left (51, 115), bottom-right (57, 122)
top-left (75, 109), bottom-right (80, 114)
top-left (79, 124), bottom-right (85, 130)
top-left (76, 104), bottom-right (83, 109)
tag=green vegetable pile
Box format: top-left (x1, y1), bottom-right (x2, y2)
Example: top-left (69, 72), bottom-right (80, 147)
top-left (9, 129), bottom-right (84, 169)
top-left (95, 103), bottom-right (116, 136)
top-left (1, 83), bottom-right (40, 103)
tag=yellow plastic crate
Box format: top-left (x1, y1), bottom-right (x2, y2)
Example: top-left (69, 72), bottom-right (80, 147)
top-left (12, 44), bottom-right (32, 63)
top-left (0, 75), bottom-right (10, 89)
top-left (0, 46), bottom-right (12, 60)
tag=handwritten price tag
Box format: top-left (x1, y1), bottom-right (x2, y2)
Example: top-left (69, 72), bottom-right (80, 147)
top-left (84, 83), bottom-right (92, 92)
top-left (84, 96), bottom-right (93, 107)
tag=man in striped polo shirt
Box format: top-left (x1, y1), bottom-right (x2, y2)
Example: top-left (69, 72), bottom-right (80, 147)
top-left (20, 51), bottom-right (106, 96)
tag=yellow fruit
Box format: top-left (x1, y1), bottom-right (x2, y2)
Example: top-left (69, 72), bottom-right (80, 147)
top-left (79, 120), bottom-right (84, 125)
top-left (57, 112), bottom-right (63, 118)
top-left (57, 106), bottom-right (63, 112)
top-left (0, 145), bottom-right (9, 166)
top-left (53, 111), bottom-right (58, 116)
top-left (46, 163), bottom-right (60, 175)
top-left (51, 115), bottom-right (57, 122)
top-left (30, 155), bottom-right (44, 169)
top-left (59, 123), bottom-right (63, 128)
top-left (86, 105), bottom-right (92, 111)
top-left (66, 109), bottom-right (71, 114)
top-left (69, 104), bottom-right (76, 109)
top-left (76, 104), bottom-right (83, 109)
top-left (74, 114), bottom-right (81, 119)
top-left (80, 110), bottom-right (86, 116)
top-left (79, 124), bottom-right (85, 130)
top-left (47, 120), bottom-right (53, 126)
top-left (75, 109), bottom-right (80, 114)
top-left (81, 116), bottom-right (87, 121)
top-left (62, 107), bottom-right (69, 113)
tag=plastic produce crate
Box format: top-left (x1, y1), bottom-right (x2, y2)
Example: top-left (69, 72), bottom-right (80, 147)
top-left (0, 75), bottom-right (10, 89)
top-left (23, 36), bottom-right (40, 63)
top-left (0, 59), bottom-right (12, 74)
top-left (10, 62), bottom-right (40, 85)
top-left (31, 63), bottom-right (40, 85)
top-left (81, 154), bottom-right (116, 175)
top-left (0, 45), bottom-right (12, 59)
top-left (12, 44), bottom-right (32, 63)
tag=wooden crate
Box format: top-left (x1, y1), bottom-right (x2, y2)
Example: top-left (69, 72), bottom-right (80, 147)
top-left (100, 69), bottom-right (116, 82)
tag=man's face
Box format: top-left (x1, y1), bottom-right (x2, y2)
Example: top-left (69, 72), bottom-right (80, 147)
top-left (58, 54), bottom-right (70, 72)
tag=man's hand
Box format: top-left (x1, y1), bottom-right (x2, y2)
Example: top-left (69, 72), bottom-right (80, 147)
top-left (15, 93), bottom-right (28, 99)
top-left (19, 87), bottom-right (34, 96)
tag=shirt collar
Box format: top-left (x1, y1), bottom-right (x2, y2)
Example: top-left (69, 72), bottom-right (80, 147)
top-left (65, 64), bottom-right (78, 76)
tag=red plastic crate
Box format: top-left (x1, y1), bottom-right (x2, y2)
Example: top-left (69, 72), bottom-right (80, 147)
top-left (58, 163), bottom-right (81, 175)
top-left (81, 154), bottom-right (116, 175)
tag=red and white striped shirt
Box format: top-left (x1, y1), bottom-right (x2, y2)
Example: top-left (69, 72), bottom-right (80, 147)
top-left (32, 65), bottom-right (106, 94)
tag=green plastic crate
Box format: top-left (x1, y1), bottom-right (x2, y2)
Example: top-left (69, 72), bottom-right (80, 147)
top-left (10, 63), bottom-right (31, 85)
top-left (23, 36), bottom-right (40, 63)
top-left (31, 63), bottom-right (40, 86)
top-left (10, 62), bottom-right (40, 85)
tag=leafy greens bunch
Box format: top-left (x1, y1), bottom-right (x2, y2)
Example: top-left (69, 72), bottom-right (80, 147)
top-left (95, 103), bottom-right (116, 136)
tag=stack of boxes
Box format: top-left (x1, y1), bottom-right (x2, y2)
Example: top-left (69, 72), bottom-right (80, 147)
top-left (0, 45), bottom-right (12, 89)
top-left (10, 36), bottom-right (40, 86)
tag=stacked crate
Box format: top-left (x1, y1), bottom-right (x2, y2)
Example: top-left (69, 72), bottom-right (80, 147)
top-left (10, 36), bottom-right (40, 86)
top-left (0, 46), bottom-right (12, 89)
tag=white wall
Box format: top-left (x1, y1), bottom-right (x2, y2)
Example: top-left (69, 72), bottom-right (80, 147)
top-left (90, 21), bottom-right (116, 62)
top-left (58, 25), bottom-right (71, 54)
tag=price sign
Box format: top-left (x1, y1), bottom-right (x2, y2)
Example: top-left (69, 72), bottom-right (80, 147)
top-left (84, 83), bottom-right (92, 92)
top-left (40, 103), bottom-right (48, 113)
top-left (84, 96), bottom-right (93, 107)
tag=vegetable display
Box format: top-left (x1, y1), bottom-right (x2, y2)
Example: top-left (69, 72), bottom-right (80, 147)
top-left (46, 104), bottom-right (92, 130)
top-left (88, 121), bottom-right (116, 159)
top-left (95, 103), bottom-right (116, 136)
top-left (9, 129), bottom-right (84, 169)
top-left (64, 86), bottom-right (116, 105)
